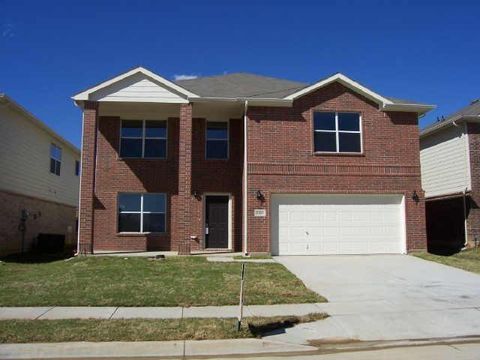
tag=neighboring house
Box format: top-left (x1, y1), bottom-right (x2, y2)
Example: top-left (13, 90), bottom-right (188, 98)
top-left (0, 94), bottom-right (80, 256)
top-left (72, 67), bottom-right (434, 255)
top-left (420, 99), bottom-right (480, 252)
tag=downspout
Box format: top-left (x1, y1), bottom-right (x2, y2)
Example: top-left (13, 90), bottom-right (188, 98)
top-left (463, 188), bottom-right (468, 248)
top-left (243, 100), bottom-right (249, 255)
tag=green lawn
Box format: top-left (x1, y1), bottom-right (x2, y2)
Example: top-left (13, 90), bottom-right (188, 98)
top-left (413, 248), bottom-right (480, 274)
top-left (0, 255), bottom-right (324, 306)
top-left (0, 313), bottom-right (327, 343)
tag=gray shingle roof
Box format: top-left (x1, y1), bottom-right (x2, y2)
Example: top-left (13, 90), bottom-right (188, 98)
top-left (386, 96), bottom-right (426, 105)
top-left (175, 73), bottom-right (307, 99)
top-left (421, 99), bottom-right (480, 136)
top-left (176, 72), bottom-right (430, 108)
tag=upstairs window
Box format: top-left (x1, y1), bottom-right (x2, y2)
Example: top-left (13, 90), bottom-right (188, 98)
top-left (50, 144), bottom-right (62, 176)
top-left (206, 121), bottom-right (228, 159)
top-left (313, 112), bottom-right (362, 153)
top-left (120, 120), bottom-right (167, 158)
top-left (75, 160), bottom-right (80, 176)
top-left (118, 193), bottom-right (166, 233)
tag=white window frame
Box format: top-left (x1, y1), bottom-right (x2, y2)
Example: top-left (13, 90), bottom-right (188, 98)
top-left (313, 111), bottom-right (363, 154)
top-left (205, 120), bottom-right (229, 160)
top-left (118, 193), bottom-right (167, 234)
top-left (120, 119), bottom-right (168, 159)
top-left (50, 143), bottom-right (62, 176)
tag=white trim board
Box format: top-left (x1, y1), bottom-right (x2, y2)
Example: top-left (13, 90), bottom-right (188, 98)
top-left (284, 73), bottom-right (393, 105)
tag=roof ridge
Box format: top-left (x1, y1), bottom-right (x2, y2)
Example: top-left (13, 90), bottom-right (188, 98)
top-left (175, 72), bottom-right (307, 85)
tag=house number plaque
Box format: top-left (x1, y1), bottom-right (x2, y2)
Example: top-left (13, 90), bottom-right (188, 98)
top-left (254, 209), bottom-right (266, 217)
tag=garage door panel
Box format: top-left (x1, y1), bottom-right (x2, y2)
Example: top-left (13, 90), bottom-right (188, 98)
top-left (272, 194), bottom-right (405, 255)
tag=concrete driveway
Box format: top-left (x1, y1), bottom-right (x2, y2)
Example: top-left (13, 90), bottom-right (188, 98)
top-left (266, 255), bottom-right (480, 344)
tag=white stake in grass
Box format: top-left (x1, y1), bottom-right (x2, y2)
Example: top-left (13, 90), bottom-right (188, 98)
top-left (237, 263), bottom-right (246, 331)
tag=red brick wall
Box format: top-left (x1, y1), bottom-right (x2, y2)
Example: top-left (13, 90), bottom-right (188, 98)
top-left (466, 122), bottom-right (480, 246)
top-left (78, 101), bottom-right (98, 254)
top-left (246, 82), bottom-right (426, 253)
top-left (89, 108), bottom-right (243, 252)
top-left (190, 118), bottom-right (243, 251)
top-left (92, 115), bottom-right (179, 251)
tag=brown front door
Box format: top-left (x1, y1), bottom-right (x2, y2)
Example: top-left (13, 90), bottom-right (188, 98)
top-left (205, 196), bottom-right (229, 249)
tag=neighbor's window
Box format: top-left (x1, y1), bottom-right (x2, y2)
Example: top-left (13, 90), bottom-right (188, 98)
top-left (75, 160), bottom-right (80, 176)
top-left (50, 144), bottom-right (62, 176)
top-left (118, 193), bottom-right (166, 233)
top-left (120, 120), bottom-right (167, 158)
top-left (206, 121), bottom-right (228, 159)
top-left (313, 112), bottom-right (362, 153)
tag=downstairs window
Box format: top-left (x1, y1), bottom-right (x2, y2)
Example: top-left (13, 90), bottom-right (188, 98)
top-left (118, 193), bottom-right (166, 233)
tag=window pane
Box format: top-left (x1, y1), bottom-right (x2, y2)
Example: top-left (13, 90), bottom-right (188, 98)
top-left (121, 120), bottom-right (143, 137)
top-left (338, 113), bottom-right (360, 131)
top-left (50, 159), bottom-right (56, 174)
top-left (50, 144), bottom-right (62, 160)
top-left (314, 132), bottom-right (337, 152)
top-left (207, 122), bottom-right (228, 140)
top-left (143, 194), bottom-right (166, 213)
top-left (314, 112), bottom-right (335, 131)
top-left (144, 139), bottom-right (166, 158)
top-left (55, 161), bottom-right (61, 176)
top-left (120, 138), bottom-right (142, 157)
top-left (118, 194), bottom-right (141, 212)
top-left (206, 140), bottom-right (228, 159)
top-left (145, 121), bottom-right (167, 138)
top-left (75, 161), bottom-right (80, 176)
top-left (118, 213), bottom-right (141, 232)
top-left (339, 132), bottom-right (361, 153)
top-left (143, 213), bottom-right (166, 233)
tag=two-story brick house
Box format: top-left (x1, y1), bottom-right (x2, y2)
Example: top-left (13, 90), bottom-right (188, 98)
top-left (73, 67), bottom-right (434, 255)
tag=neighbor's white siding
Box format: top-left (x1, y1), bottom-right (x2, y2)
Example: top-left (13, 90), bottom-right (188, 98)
top-left (0, 104), bottom-right (80, 207)
top-left (420, 124), bottom-right (470, 198)
top-left (90, 72), bottom-right (188, 103)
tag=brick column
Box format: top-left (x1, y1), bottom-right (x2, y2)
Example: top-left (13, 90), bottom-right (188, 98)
top-left (78, 101), bottom-right (98, 254)
top-left (177, 103), bottom-right (193, 253)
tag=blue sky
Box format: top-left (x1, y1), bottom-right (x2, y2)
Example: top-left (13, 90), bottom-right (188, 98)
top-left (1, 0), bottom-right (478, 148)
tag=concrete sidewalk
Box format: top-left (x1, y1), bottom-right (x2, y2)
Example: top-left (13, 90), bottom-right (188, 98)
top-left (0, 339), bottom-right (317, 359)
top-left (0, 303), bottom-right (325, 320)
top-left (2, 338), bottom-right (480, 359)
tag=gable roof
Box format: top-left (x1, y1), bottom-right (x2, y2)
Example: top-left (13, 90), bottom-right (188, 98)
top-left (72, 67), bottom-right (199, 102)
top-left (421, 99), bottom-right (480, 137)
top-left (72, 67), bottom-right (434, 114)
top-left (0, 93), bottom-right (80, 155)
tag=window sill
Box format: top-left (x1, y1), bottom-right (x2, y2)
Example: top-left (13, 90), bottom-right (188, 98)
top-left (118, 157), bottom-right (167, 161)
top-left (117, 232), bottom-right (167, 237)
top-left (313, 152), bottom-right (365, 157)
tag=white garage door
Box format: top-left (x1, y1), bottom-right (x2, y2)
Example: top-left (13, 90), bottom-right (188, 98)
top-left (271, 194), bottom-right (405, 255)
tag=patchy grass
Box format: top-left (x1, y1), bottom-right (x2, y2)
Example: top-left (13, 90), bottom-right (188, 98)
top-left (413, 248), bottom-right (480, 274)
top-left (0, 313), bottom-right (328, 343)
top-left (0, 256), bottom-right (325, 306)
